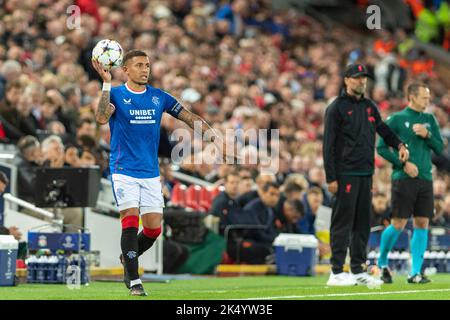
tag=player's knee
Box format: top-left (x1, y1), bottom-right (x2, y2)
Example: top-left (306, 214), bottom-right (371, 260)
top-left (143, 225), bottom-right (161, 239)
top-left (121, 214), bottom-right (139, 229)
top-left (120, 208), bottom-right (139, 219)
top-left (413, 217), bottom-right (429, 229)
top-left (391, 219), bottom-right (407, 231)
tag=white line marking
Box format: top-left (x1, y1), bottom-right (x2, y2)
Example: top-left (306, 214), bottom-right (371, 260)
top-left (236, 288), bottom-right (450, 300)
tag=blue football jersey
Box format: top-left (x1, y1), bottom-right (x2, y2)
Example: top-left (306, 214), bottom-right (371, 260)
top-left (109, 83), bottom-right (182, 178)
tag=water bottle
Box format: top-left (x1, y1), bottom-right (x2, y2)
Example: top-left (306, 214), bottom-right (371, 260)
top-left (47, 256), bottom-right (58, 283)
top-left (387, 251), bottom-right (394, 270)
top-left (399, 252), bottom-right (410, 275)
top-left (389, 251), bottom-right (399, 272)
top-left (445, 251), bottom-right (450, 273)
top-left (429, 251), bottom-right (438, 271)
top-left (80, 255), bottom-right (87, 284)
top-left (41, 256), bottom-right (50, 283)
top-left (422, 251), bottom-right (431, 270)
top-left (26, 255), bottom-right (37, 283)
top-left (56, 255), bottom-right (66, 283)
top-left (436, 251), bottom-right (446, 273)
top-left (35, 256), bottom-right (44, 283)
top-left (367, 251), bottom-right (377, 266)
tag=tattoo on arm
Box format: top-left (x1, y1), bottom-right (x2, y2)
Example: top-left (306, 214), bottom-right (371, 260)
top-left (178, 109), bottom-right (218, 142)
top-left (95, 91), bottom-right (114, 124)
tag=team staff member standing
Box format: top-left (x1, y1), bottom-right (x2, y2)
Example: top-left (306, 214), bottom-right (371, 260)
top-left (377, 83), bottom-right (444, 284)
top-left (323, 64), bottom-right (409, 286)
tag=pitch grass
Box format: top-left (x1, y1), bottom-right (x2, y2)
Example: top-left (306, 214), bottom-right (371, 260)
top-left (0, 274), bottom-right (449, 300)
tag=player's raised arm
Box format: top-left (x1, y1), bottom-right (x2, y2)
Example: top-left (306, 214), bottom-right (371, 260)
top-left (92, 59), bottom-right (115, 124)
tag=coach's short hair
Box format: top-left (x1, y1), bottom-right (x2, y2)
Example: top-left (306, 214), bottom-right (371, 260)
top-left (123, 50), bottom-right (148, 65)
top-left (284, 181), bottom-right (304, 195)
top-left (285, 199), bottom-right (304, 216)
top-left (407, 82), bottom-right (428, 100)
top-left (261, 181), bottom-right (280, 193)
top-left (17, 135), bottom-right (40, 154)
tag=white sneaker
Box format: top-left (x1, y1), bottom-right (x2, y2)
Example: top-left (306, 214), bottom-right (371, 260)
top-left (352, 272), bottom-right (384, 286)
top-left (326, 272), bottom-right (357, 286)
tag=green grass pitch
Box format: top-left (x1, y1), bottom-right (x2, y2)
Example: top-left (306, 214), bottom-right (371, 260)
top-left (1, 274), bottom-right (449, 300)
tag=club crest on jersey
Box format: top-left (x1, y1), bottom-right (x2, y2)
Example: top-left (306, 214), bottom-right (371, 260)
top-left (123, 98), bottom-right (131, 105)
top-left (152, 96), bottom-right (160, 106)
top-left (405, 122), bottom-right (410, 128)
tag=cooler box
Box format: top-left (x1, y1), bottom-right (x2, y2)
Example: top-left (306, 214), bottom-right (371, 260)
top-left (0, 235), bottom-right (18, 286)
top-left (273, 233), bottom-right (318, 276)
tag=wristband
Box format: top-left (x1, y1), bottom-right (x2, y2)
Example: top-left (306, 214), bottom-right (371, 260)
top-left (102, 82), bottom-right (111, 91)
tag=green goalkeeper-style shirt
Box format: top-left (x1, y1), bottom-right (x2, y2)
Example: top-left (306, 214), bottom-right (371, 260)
top-left (377, 106), bottom-right (444, 181)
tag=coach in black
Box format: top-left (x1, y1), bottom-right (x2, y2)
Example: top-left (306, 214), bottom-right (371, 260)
top-left (323, 64), bottom-right (409, 286)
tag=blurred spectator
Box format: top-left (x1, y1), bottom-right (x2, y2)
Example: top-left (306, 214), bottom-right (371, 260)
top-left (237, 176), bottom-right (253, 195)
top-left (226, 181), bottom-right (280, 264)
top-left (215, 0), bottom-right (249, 37)
top-left (0, 80), bottom-right (35, 141)
top-left (370, 192), bottom-right (391, 228)
top-left (236, 173), bottom-right (275, 207)
top-left (210, 171), bottom-right (241, 235)
top-left (431, 194), bottom-right (450, 228)
top-left (41, 135), bottom-right (65, 168)
top-left (307, 166), bottom-right (332, 207)
top-left (64, 144), bottom-right (81, 167)
top-left (298, 187), bottom-right (323, 235)
top-left (242, 181), bottom-right (280, 245)
top-left (0, 60), bottom-right (21, 100)
top-left (160, 160), bottom-right (177, 203)
top-left (13, 136), bottom-right (42, 203)
top-left (274, 199), bottom-right (304, 233)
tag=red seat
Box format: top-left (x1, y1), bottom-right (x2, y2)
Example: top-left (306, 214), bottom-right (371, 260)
top-left (185, 185), bottom-right (202, 211)
top-left (199, 187), bottom-right (212, 212)
top-left (171, 183), bottom-right (187, 207)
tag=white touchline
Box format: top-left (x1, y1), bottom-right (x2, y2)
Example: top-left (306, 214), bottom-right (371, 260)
top-left (235, 288), bottom-right (450, 300)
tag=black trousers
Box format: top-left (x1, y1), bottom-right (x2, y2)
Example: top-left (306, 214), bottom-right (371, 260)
top-left (330, 175), bottom-right (372, 274)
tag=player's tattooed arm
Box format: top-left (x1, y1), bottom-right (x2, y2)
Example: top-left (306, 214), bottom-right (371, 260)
top-left (95, 91), bottom-right (115, 125)
top-left (92, 58), bottom-right (114, 125)
top-left (178, 108), bottom-right (240, 162)
top-left (178, 108), bottom-right (218, 143)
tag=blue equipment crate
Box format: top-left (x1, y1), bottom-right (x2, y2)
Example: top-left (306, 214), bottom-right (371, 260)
top-left (273, 234), bottom-right (318, 276)
top-left (0, 235), bottom-right (18, 286)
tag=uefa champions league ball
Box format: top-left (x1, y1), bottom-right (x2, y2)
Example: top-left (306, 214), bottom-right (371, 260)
top-left (92, 39), bottom-right (123, 70)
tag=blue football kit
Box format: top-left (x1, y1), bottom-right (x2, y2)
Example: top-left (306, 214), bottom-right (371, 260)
top-left (109, 83), bottom-right (183, 178)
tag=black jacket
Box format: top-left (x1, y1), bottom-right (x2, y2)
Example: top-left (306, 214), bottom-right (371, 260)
top-left (323, 91), bottom-right (403, 182)
top-left (209, 191), bottom-right (240, 236)
top-left (236, 190), bottom-right (259, 208)
top-left (13, 153), bottom-right (40, 203)
top-left (242, 198), bottom-right (278, 245)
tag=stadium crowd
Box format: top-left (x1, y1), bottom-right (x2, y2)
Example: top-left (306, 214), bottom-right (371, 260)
top-left (0, 0), bottom-right (449, 265)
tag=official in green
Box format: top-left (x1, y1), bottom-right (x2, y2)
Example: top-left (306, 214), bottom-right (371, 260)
top-left (377, 82), bottom-right (444, 284)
